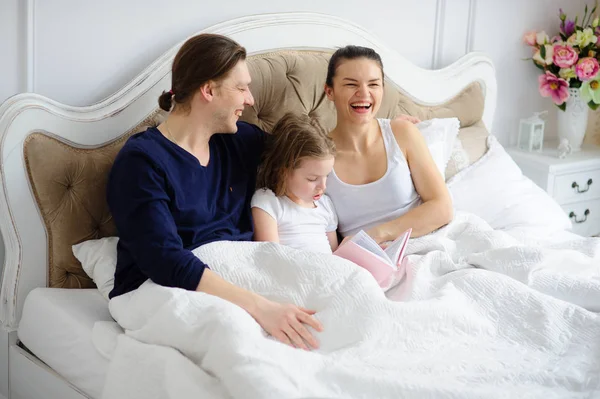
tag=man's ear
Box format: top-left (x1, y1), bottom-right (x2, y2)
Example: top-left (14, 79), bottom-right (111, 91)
top-left (198, 81), bottom-right (217, 102)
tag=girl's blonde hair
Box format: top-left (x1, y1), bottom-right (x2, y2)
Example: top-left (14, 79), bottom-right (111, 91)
top-left (257, 112), bottom-right (336, 196)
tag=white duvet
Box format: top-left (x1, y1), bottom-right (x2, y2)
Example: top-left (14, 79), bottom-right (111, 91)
top-left (102, 212), bottom-right (600, 399)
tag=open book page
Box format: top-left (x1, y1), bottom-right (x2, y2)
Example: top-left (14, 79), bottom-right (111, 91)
top-left (383, 228), bottom-right (412, 266)
top-left (350, 230), bottom-right (392, 264)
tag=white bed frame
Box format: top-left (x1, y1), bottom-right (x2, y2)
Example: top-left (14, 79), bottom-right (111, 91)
top-left (0, 12), bottom-right (497, 399)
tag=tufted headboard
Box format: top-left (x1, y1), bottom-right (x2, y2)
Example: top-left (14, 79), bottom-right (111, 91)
top-left (0, 13), bottom-right (496, 329)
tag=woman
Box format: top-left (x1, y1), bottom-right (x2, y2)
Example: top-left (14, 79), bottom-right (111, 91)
top-left (324, 45), bottom-right (454, 242)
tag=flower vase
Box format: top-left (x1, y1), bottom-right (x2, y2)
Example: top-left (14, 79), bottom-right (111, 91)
top-left (557, 88), bottom-right (589, 151)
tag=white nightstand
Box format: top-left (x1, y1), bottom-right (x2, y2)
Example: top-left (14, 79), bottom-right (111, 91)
top-left (507, 144), bottom-right (600, 237)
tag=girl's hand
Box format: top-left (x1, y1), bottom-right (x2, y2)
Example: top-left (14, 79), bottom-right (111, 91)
top-left (340, 235), bottom-right (353, 246)
top-left (253, 298), bottom-right (323, 350)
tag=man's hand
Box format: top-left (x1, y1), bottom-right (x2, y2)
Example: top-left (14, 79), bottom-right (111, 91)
top-left (394, 114), bottom-right (420, 124)
top-left (253, 298), bottom-right (323, 350)
top-left (196, 269), bottom-right (323, 350)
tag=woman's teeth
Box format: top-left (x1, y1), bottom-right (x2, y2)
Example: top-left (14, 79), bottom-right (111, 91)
top-left (351, 103), bottom-right (372, 109)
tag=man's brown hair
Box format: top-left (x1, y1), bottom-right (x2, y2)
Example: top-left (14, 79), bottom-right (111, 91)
top-left (158, 33), bottom-right (247, 112)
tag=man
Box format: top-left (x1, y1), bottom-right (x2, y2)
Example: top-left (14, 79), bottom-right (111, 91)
top-left (108, 33), bottom-right (322, 350)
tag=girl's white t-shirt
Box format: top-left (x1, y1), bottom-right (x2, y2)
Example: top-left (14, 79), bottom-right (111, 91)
top-left (251, 188), bottom-right (338, 254)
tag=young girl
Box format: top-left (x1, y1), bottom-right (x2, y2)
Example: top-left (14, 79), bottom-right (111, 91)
top-left (251, 112), bottom-right (339, 254)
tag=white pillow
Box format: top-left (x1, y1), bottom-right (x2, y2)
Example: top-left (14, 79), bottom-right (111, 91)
top-left (447, 136), bottom-right (572, 232)
top-left (416, 117), bottom-right (460, 180)
top-left (73, 237), bottom-right (119, 301)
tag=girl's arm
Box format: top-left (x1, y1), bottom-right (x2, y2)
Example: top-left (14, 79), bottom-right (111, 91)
top-left (367, 120), bottom-right (453, 242)
top-left (252, 207), bottom-right (280, 243)
top-left (326, 231), bottom-right (339, 252)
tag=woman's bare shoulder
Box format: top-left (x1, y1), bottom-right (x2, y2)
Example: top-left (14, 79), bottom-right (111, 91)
top-left (389, 119), bottom-right (423, 149)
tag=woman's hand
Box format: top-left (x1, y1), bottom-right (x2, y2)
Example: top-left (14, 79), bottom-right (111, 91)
top-left (394, 114), bottom-right (421, 124)
top-left (341, 233), bottom-right (388, 249)
top-left (253, 298), bottom-right (323, 350)
top-left (363, 228), bottom-right (388, 247)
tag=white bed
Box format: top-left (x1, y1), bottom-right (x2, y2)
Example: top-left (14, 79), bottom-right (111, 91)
top-left (17, 288), bottom-right (119, 399)
top-left (0, 11), bottom-right (598, 399)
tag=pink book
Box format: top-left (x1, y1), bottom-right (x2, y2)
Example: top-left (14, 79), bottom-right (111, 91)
top-left (333, 228), bottom-right (412, 288)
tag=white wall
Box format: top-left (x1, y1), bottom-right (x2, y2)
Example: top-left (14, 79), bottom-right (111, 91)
top-left (0, 0), bottom-right (25, 275)
top-left (0, 0), bottom-right (23, 103)
top-left (0, 0), bottom-right (590, 267)
top-left (2, 0), bottom-right (589, 134)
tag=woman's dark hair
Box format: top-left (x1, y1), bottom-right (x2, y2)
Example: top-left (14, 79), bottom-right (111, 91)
top-left (257, 113), bottom-right (336, 196)
top-left (158, 33), bottom-right (247, 112)
top-left (325, 45), bottom-right (384, 87)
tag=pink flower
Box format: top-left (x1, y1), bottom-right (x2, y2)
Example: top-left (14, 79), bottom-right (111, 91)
top-left (523, 31), bottom-right (537, 46)
top-left (538, 72), bottom-right (569, 105)
top-left (553, 44), bottom-right (578, 68)
top-left (575, 57), bottom-right (600, 81)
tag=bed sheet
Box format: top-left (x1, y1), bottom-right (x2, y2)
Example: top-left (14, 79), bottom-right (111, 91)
top-left (18, 288), bottom-right (121, 399)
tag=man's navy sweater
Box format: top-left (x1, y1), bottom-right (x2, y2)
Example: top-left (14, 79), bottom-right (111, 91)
top-left (107, 122), bottom-right (265, 299)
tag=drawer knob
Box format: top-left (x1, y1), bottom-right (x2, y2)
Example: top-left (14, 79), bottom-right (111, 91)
top-left (569, 209), bottom-right (590, 224)
top-left (571, 178), bottom-right (593, 193)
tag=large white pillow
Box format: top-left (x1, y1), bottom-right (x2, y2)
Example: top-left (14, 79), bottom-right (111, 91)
top-left (447, 136), bottom-right (572, 232)
top-left (416, 117), bottom-right (460, 180)
top-left (73, 237), bottom-right (118, 301)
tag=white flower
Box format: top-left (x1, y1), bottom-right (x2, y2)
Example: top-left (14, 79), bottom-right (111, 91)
top-left (579, 28), bottom-right (598, 47)
top-left (567, 33), bottom-right (579, 46)
top-left (533, 45), bottom-right (554, 65)
top-left (559, 67), bottom-right (577, 81)
top-left (536, 31), bottom-right (550, 45)
top-left (567, 28), bottom-right (598, 48)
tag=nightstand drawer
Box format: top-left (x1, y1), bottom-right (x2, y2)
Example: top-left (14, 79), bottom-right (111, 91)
top-left (553, 169), bottom-right (600, 204)
top-left (561, 199), bottom-right (600, 237)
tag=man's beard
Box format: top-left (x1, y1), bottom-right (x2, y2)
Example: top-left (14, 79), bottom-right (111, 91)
top-left (212, 109), bottom-right (238, 134)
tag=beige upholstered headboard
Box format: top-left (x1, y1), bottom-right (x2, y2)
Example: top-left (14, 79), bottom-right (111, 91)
top-left (22, 50), bottom-right (488, 290)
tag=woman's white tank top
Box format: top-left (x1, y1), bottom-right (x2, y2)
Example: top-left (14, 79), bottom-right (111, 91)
top-left (326, 119), bottom-right (421, 237)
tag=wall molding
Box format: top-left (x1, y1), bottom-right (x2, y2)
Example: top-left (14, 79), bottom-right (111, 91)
top-left (431, 0), bottom-right (446, 69)
top-left (465, 0), bottom-right (477, 53)
top-left (26, 0), bottom-right (35, 92)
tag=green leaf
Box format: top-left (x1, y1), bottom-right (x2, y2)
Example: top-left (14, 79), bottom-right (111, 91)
top-left (581, 45), bottom-right (591, 56)
top-left (572, 80), bottom-right (583, 88)
top-left (560, 33), bottom-right (567, 41)
top-left (589, 100), bottom-right (600, 110)
top-left (534, 62), bottom-right (546, 71)
top-left (558, 102), bottom-right (567, 111)
top-left (540, 45), bottom-right (546, 59)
